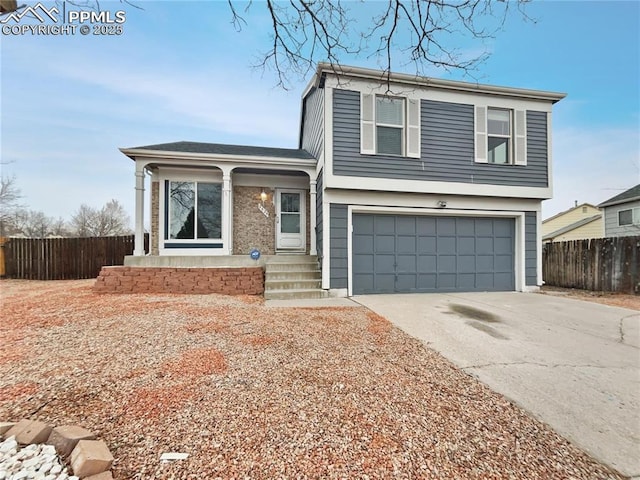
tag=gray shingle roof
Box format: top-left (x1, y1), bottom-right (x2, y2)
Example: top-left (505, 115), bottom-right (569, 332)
top-left (598, 184), bottom-right (640, 208)
top-left (126, 141), bottom-right (315, 160)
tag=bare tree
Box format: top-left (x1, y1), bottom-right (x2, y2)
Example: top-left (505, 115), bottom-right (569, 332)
top-left (3, 0), bottom-right (530, 89)
top-left (0, 175), bottom-right (24, 236)
top-left (12, 209), bottom-right (57, 238)
top-left (70, 200), bottom-right (131, 237)
top-left (230, 0), bottom-right (531, 88)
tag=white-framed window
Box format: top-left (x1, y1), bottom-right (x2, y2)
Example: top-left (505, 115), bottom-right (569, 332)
top-left (376, 96), bottom-right (405, 156)
top-left (487, 108), bottom-right (512, 164)
top-left (618, 207), bottom-right (640, 226)
top-left (168, 181), bottom-right (222, 240)
top-left (475, 106), bottom-right (526, 165)
top-left (361, 93), bottom-right (420, 158)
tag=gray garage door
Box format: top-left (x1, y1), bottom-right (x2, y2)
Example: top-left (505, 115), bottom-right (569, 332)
top-left (353, 214), bottom-right (515, 294)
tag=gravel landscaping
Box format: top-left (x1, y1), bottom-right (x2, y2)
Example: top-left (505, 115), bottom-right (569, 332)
top-left (0, 280), bottom-right (624, 479)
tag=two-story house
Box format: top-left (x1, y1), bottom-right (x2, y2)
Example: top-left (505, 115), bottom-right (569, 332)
top-left (102, 63), bottom-right (565, 297)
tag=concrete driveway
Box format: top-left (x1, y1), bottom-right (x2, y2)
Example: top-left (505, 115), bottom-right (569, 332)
top-left (354, 292), bottom-right (640, 478)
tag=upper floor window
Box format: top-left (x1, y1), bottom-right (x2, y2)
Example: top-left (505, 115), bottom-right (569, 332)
top-left (376, 96), bottom-right (405, 156)
top-left (487, 108), bottom-right (512, 164)
top-left (168, 181), bottom-right (222, 240)
top-left (618, 207), bottom-right (640, 226)
top-left (475, 106), bottom-right (527, 165)
top-left (360, 92), bottom-right (420, 158)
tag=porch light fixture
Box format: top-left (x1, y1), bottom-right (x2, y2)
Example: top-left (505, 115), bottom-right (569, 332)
top-left (437, 200), bottom-right (447, 208)
top-left (260, 190), bottom-right (268, 204)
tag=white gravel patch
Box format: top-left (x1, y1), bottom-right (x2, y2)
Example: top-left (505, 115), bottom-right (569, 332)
top-left (0, 436), bottom-right (77, 480)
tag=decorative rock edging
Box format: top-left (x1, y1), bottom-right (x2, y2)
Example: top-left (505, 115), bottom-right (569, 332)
top-left (0, 420), bottom-right (114, 480)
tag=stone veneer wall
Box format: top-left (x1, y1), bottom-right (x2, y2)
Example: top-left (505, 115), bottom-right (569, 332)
top-left (233, 186), bottom-right (311, 255)
top-left (233, 186), bottom-right (277, 255)
top-left (151, 181), bottom-right (159, 255)
top-left (94, 266), bottom-right (264, 295)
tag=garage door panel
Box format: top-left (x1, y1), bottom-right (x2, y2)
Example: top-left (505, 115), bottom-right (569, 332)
top-left (457, 220), bottom-right (475, 236)
top-left (352, 214), bottom-right (515, 294)
top-left (458, 273), bottom-right (476, 289)
top-left (437, 218), bottom-right (456, 235)
top-left (475, 219), bottom-right (494, 236)
top-left (477, 237), bottom-right (494, 253)
top-left (437, 237), bottom-right (456, 254)
top-left (353, 235), bottom-right (373, 254)
top-left (397, 274), bottom-right (417, 291)
top-left (354, 215), bottom-right (374, 234)
top-left (375, 274), bottom-right (396, 292)
top-left (418, 255), bottom-right (436, 271)
top-left (458, 255), bottom-right (476, 273)
top-left (396, 216), bottom-right (416, 235)
top-left (417, 217), bottom-right (436, 234)
top-left (418, 236), bottom-right (436, 253)
top-left (375, 216), bottom-right (395, 233)
top-left (398, 236), bottom-right (417, 253)
top-left (495, 237), bottom-right (513, 253)
top-left (438, 274), bottom-right (456, 288)
top-left (375, 235), bottom-right (395, 252)
top-left (397, 254), bottom-right (417, 272)
top-left (457, 237), bottom-right (475, 255)
top-left (439, 255), bottom-right (456, 273)
top-left (495, 254), bottom-right (514, 271)
top-left (476, 255), bottom-right (494, 272)
top-left (353, 254), bottom-right (373, 272)
top-left (417, 273), bottom-right (437, 289)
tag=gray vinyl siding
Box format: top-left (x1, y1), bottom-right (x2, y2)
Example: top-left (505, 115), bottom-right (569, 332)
top-left (330, 204), bottom-right (348, 288)
top-left (333, 89), bottom-right (548, 187)
top-left (603, 200), bottom-right (640, 237)
top-left (525, 211), bottom-right (538, 286)
top-left (316, 169), bottom-right (323, 262)
top-left (301, 87), bottom-right (324, 159)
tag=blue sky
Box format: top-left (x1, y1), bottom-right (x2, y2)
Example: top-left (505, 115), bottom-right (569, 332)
top-left (1, 0), bottom-right (639, 224)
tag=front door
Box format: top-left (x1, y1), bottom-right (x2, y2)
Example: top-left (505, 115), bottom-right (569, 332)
top-left (276, 190), bottom-right (305, 250)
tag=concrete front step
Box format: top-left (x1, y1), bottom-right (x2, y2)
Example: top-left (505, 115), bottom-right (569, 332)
top-left (265, 262), bottom-right (319, 272)
top-left (266, 270), bottom-right (321, 281)
top-left (264, 288), bottom-right (329, 300)
top-left (265, 279), bottom-right (322, 291)
top-left (268, 255), bottom-right (318, 264)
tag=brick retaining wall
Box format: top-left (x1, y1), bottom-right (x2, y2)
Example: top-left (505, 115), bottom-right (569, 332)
top-left (93, 266), bottom-right (264, 295)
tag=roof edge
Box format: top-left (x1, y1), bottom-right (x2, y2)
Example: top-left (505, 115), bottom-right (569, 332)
top-left (542, 203), bottom-right (601, 224)
top-left (598, 195), bottom-right (640, 208)
top-left (542, 214), bottom-right (602, 240)
top-left (316, 62), bottom-right (567, 103)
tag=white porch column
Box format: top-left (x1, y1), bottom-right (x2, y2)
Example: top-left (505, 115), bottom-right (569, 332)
top-left (221, 167), bottom-right (233, 255)
top-left (133, 161), bottom-right (146, 256)
top-left (309, 178), bottom-right (317, 256)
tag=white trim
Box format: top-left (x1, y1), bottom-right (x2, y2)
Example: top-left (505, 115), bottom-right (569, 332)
top-left (322, 194), bottom-right (331, 289)
top-left (276, 189), bottom-right (306, 251)
top-left (324, 173), bottom-right (552, 199)
top-left (319, 65), bottom-right (565, 104)
top-left (309, 180), bottom-right (317, 256)
top-left (232, 173), bottom-right (309, 189)
top-left (133, 161), bottom-right (146, 256)
top-left (547, 112), bottom-right (554, 198)
top-left (346, 204), bottom-right (527, 296)
top-left (536, 208), bottom-right (543, 286)
top-left (121, 149), bottom-right (316, 167)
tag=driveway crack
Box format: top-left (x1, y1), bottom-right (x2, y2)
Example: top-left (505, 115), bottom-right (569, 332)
top-left (462, 361), bottom-right (619, 370)
top-left (618, 313), bottom-right (639, 344)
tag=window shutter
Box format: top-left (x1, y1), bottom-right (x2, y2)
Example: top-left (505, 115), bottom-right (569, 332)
top-left (361, 93), bottom-right (375, 155)
top-left (514, 109), bottom-right (527, 165)
top-left (475, 105), bottom-right (488, 163)
top-left (406, 98), bottom-right (420, 158)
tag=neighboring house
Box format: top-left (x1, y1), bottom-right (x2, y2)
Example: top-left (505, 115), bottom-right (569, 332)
top-left (115, 63), bottom-right (565, 297)
top-left (542, 203), bottom-right (603, 243)
top-left (598, 184), bottom-right (640, 237)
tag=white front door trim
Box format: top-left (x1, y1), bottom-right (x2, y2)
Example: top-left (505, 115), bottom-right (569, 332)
top-left (276, 189), bottom-right (306, 251)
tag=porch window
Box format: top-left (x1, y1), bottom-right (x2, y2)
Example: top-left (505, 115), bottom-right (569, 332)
top-left (169, 181), bottom-right (222, 239)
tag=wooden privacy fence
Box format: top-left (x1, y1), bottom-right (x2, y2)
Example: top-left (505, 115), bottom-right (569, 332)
top-left (543, 236), bottom-right (639, 294)
top-left (1, 235), bottom-right (148, 280)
